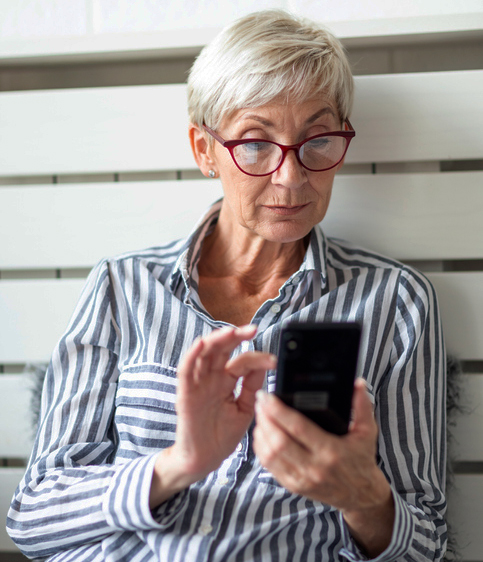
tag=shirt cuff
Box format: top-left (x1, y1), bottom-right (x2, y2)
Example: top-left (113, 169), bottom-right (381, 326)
top-left (103, 453), bottom-right (189, 532)
top-left (339, 487), bottom-right (414, 562)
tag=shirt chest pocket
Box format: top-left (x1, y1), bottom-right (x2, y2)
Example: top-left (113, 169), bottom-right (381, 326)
top-left (114, 363), bottom-right (178, 460)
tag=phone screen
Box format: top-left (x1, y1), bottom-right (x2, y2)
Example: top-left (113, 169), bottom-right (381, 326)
top-left (275, 322), bottom-right (362, 435)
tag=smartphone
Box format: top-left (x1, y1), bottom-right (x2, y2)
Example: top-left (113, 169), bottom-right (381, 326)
top-left (275, 321), bottom-right (362, 435)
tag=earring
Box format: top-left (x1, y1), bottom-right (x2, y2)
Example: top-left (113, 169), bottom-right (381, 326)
top-left (208, 170), bottom-right (216, 178)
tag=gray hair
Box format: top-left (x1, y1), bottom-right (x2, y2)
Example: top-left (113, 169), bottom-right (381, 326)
top-left (187, 10), bottom-right (354, 130)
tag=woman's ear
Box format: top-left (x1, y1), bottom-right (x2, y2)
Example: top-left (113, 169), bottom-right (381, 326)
top-left (189, 124), bottom-right (217, 178)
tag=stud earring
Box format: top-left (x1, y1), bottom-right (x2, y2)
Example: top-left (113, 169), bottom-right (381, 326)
top-left (208, 170), bottom-right (216, 178)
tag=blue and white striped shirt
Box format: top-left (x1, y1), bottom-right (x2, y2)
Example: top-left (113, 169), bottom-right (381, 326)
top-left (8, 200), bottom-right (447, 561)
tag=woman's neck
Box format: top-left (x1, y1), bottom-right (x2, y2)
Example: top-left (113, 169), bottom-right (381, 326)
top-left (198, 219), bottom-right (307, 294)
top-left (196, 204), bottom-right (310, 325)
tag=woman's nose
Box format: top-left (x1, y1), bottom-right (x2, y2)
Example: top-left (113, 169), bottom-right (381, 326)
top-left (271, 149), bottom-right (306, 188)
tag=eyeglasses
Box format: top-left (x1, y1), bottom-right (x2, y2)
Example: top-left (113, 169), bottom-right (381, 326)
top-left (202, 120), bottom-right (355, 177)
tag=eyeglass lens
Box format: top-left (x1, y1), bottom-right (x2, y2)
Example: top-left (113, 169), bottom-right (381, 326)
top-left (232, 135), bottom-right (348, 175)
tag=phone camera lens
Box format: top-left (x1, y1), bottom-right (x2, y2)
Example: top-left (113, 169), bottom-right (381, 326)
top-left (287, 340), bottom-right (298, 351)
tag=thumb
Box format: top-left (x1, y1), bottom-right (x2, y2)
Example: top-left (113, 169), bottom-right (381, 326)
top-left (349, 378), bottom-right (376, 434)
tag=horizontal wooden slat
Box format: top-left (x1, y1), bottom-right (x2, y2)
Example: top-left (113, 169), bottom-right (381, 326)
top-left (0, 70), bottom-right (482, 176)
top-left (0, 468), bottom-right (26, 552)
top-left (2, 171), bottom-right (482, 270)
top-left (447, 474), bottom-right (483, 561)
top-left (350, 70), bottom-right (483, 164)
top-left (1, 273), bottom-right (481, 364)
top-left (0, 84), bottom-right (195, 176)
top-left (0, 279), bottom-right (84, 364)
top-left (0, 180), bottom-right (223, 269)
top-left (451, 374), bottom-right (483, 463)
top-left (325, 171), bottom-right (483, 261)
top-left (427, 273), bottom-right (483, 361)
top-left (0, 375), bottom-right (33, 458)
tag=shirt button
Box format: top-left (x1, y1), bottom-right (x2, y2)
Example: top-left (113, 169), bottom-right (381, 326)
top-left (270, 303), bottom-right (281, 314)
top-left (219, 477), bottom-right (229, 486)
top-left (292, 275), bottom-right (301, 284)
top-left (236, 443), bottom-right (243, 453)
top-left (199, 524), bottom-right (213, 536)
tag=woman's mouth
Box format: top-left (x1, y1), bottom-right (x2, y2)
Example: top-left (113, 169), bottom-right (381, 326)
top-left (264, 204), bottom-right (309, 216)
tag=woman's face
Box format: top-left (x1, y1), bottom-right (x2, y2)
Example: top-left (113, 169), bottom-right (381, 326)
top-left (193, 96), bottom-right (345, 244)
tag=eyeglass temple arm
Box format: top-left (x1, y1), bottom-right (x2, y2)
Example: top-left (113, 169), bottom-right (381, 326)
top-left (202, 124), bottom-right (227, 146)
top-left (345, 118), bottom-right (355, 132)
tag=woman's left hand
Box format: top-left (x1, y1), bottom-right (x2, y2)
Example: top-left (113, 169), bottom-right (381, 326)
top-left (253, 378), bottom-right (395, 557)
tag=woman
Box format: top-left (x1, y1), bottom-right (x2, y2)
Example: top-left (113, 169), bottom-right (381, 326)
top-left (8, 10), bottom-right (447, 562)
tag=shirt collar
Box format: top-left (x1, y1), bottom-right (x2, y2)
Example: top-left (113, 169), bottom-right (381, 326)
top-left (169, 199), bottom-right (222, 293)
top-left (169, 199), bottom-right (328, 293)
top-left (303, 224), bottom-right (328, 285)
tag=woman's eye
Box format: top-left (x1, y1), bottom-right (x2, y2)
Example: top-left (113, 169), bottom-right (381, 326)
top-left (305, 137), bottom-right (331, 150)
top-left (241, 142), bottom-right (269, 153)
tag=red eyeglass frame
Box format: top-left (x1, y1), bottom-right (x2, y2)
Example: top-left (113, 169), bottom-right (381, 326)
top-left (202, 120), bottom-right (355, 177)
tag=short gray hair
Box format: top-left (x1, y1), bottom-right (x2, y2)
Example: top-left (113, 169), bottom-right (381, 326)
top-left (187, 10), bottom-right (354, 130)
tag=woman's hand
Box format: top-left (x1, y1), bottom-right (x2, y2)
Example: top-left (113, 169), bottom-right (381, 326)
top-left (253, 379), bottom-right (395, 558)
top-left (149, 325), bottom-right (276, 509)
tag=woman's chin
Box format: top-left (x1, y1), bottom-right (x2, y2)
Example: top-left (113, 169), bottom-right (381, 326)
top-left (254, 219), bottom-right (316, 244)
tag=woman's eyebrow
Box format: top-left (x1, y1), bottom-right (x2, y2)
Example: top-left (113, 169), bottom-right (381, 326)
top-left (236, 114), bottom-right (274, 127)
top-left (306, 107), bottom-right (336, 124)
top-left (235, 107), bottom-right (336, 128)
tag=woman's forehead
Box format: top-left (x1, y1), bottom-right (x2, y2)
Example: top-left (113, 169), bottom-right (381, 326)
top-left (222, 97), bottom-right (340, 130)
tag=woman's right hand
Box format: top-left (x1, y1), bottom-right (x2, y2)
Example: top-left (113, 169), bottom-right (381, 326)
top-left (149, 325), bottom-right (276, 509)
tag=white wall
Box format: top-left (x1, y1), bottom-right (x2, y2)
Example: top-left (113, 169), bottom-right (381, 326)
top-left (0, 0), bottom-right (482, 38)
top-left (0, 0), bottom-right (482, 62)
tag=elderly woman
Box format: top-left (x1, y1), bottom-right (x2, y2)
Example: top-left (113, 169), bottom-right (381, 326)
top-left (8, 10), bottom-right (446, 562)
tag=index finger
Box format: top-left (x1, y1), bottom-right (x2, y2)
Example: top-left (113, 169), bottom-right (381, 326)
top-left (255, 391), bottom-right (335, 451)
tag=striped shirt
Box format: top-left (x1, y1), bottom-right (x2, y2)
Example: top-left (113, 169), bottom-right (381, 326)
top-left (8, 200), bottom-right (447, 561)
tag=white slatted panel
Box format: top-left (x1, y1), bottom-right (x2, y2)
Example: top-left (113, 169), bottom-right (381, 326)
top-left (350, 70), bottom-right (483, 163)
top-left (1, 171), bottom-right (482, 270)
top-left (0, 468), bottom-right (26, 552)
top-left (1, 273), bottom-right (481, 364)
top-left (0, 84), bottom-right (195, 176)
top-left (0, 279), bottom-right (84, 364)
top-left (0, 54), bottom-right (481, 560)
top-left (0, 180), bottom-right (223, 269)
top-left (0, 71), bottom-right (482, 176)
top-left (451, 374), bottom-right (483, 462)
top-left (427, 273), bottom-right (483, 361)
top-left (326, 171), bottom-right (483, 261)
top-left (448, 475), bottom-right (483, 561)
top-left (0, 375), bottom-right (33, 458)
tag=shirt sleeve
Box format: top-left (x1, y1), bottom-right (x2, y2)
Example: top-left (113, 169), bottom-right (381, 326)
top-left (340, 267), bottom-right (447, 562)
top-left (6, 260), bottom-right (188, 560)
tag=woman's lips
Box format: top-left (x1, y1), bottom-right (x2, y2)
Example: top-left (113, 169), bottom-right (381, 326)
top-left (264, 204), bottom-right (309, 215)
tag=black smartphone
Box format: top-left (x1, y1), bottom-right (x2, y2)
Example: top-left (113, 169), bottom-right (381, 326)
top-left (275, 321), bottom-right (362, 435)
